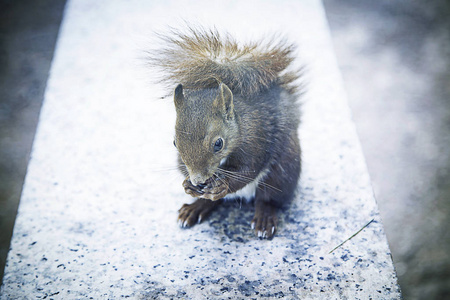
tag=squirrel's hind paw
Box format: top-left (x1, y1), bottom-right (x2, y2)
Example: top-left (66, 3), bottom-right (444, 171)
top-left (178, 198), bottom-right (219, 228)
top-left (252, 200), bottom-right (278, 239)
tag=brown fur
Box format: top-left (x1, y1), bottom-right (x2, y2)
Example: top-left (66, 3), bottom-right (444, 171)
top-left (149, 26), bottom-right (302, 239)
top-left (148, 26), bottom-right (301, 96)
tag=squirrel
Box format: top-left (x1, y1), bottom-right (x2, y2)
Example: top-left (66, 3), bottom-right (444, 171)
top-left (149, 27), bottom-right (302, 239)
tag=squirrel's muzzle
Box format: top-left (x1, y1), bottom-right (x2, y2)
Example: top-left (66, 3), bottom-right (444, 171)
top-left (190, 174), bottom-right (215, 188)
top-left (190, 176), bottom-right (207, 187)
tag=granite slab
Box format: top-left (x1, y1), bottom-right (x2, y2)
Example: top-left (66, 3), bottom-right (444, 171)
top-left (0, 0), bottom-right (401, 299)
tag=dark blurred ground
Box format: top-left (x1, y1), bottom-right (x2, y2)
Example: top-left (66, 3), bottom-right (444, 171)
top-left (323, 0), bottom-right (450, 299)
top-left (0, 1), bottom-right (449, 299)
top-left (0, 0), bottom-right (67, 282)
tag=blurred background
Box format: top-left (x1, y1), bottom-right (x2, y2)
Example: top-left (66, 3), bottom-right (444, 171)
top-left (0, 0), bottom-right (449, 299)
top-left (323, 1), bottom-right (450, 299)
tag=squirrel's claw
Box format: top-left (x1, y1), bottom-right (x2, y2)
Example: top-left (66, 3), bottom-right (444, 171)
top-left (251, 220), bottom-right (276, 240)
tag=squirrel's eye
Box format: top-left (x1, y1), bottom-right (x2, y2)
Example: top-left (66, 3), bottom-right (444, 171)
top-left (173, 140), bottom-right (177, 148)
top-left (213, 138), bottom-right (223, 152)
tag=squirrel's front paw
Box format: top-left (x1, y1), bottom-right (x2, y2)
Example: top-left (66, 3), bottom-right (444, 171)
top-left (200, 180), bottom-right (229, 201)
top-left (182, 176), bottom-right (229, 201)
top-left (182, 177), bottom-right (205, 198)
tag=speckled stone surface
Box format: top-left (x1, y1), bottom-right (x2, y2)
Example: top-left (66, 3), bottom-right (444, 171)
top-left (0, 0), bottom-right (401, 299)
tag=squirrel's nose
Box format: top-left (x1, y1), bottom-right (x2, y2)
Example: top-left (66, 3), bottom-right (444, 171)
top-left (190, 175), bottom-right (207, 187)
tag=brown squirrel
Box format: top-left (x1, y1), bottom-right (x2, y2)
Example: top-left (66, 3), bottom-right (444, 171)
top-left (150, 27), bottom-right (302, 239)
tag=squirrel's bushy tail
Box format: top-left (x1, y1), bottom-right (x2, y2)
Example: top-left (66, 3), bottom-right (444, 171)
top-left (148, 26), bottom-right (301, 96)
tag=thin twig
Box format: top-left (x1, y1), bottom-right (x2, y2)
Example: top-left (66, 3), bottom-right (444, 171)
top-left (329, 218), bottom-right (375, 254)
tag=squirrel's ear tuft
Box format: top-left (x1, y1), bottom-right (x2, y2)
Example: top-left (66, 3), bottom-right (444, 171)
top-left (174, 84), bottom-right (184, 108)
top-left (217, 83), bottom-right (234, 120)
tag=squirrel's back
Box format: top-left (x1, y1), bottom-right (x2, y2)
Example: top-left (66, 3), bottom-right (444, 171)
top-left (149, 26), bottom-right (301, 97)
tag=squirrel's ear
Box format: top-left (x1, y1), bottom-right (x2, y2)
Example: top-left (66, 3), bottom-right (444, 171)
top-left (174, 84), bottom-right (184, 108)
top-left (216, 83), bottom-right (234, 119)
